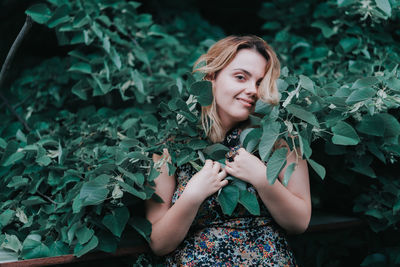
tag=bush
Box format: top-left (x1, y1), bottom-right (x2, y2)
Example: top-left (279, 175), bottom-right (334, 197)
top-left (0, 0), bottom-right (399, 265)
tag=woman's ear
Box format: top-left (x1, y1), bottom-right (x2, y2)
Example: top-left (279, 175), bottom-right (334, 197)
top-left (205, 73), bottom-right (216, 81)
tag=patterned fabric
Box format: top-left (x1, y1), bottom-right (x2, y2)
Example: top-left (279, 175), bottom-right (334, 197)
top-left (165, 128), bottom-right (297, 266)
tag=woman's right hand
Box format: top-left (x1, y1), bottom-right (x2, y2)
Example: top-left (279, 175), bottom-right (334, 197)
top-left (183, 160), bottom-right (228, 203)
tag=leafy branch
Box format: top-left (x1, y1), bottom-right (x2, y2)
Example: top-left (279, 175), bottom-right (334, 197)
top-left (0, 16), bottom-right (33, 131)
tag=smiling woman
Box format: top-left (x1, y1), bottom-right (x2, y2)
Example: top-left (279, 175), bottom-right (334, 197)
top-left (195, 35), bottom-right (281, 143)
top-left (146, 35), bottom-right (310, 266)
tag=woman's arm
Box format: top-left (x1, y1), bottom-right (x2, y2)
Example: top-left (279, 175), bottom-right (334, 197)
top-left (225, 145), bottom-right (311, 234)
top-left (146, 152), bottom-right (228, 256)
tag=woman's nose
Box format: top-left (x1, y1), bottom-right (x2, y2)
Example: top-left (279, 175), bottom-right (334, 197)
top-left (245, 82), bottom-right (257, 95)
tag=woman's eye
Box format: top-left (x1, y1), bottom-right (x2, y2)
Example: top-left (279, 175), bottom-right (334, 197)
top-left (236, 75), bottom-right (245, 80)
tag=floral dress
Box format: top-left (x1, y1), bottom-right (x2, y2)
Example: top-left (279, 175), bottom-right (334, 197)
top-left (165, 128), bottom-right (297, 266)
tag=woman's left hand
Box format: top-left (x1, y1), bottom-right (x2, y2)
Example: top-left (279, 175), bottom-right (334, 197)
top-left (225, 148), bottom-right (266, 186)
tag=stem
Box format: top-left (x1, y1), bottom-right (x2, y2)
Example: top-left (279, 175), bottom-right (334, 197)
top-left (36, 190), bottom-right (58, 205)
top-left (0, 16), bottom-right (33, 132)
top-left (290, 135), bottom-right (300, 164)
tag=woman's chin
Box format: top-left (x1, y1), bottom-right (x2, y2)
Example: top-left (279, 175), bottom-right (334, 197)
top-left (233, 112), bottom-right (251, 122)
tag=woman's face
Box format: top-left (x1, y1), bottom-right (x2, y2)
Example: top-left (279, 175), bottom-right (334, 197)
top-left (212, 48), bottom-right (267, 130)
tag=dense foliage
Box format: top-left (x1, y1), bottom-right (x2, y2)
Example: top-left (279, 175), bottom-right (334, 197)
top-left (0, 0), bottom-right (399, 265)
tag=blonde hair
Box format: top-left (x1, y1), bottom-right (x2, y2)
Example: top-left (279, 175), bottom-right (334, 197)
top-left (193, 35), bottom-right (281, 143)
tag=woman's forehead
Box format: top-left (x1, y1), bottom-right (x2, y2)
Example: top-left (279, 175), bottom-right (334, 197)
top-left (225, 49), bottom-right (267, 78)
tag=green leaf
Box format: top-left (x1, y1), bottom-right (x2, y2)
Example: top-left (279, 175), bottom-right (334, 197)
top-left (345, 88), bottom-right (376, 105)
top-left (298, 128), bottom-right (312, 158)
top-left (378, 113), bottom-right (400, 138)
top-left (16, 129), bottom-right (27, 143)
top-left (7, 176), bottom-right (29, 189)
top-left (337, 0), bottom-right (357, 7)
top-left (311, 21), bottom-right (336, 38)
top-left (76, 226), bottom-right (94, 245)
top-left (361, 253), bottom-right (386, 266)
top-left (259, 122), bottom-right (281, 161)
top-left (73, 11), bottom-right (90, 28)
top-left (356, 115), bottom-right (385, 137)
top-left (217, 185), bottom-right (239, 216)
top-left (110, 47), bottom-right (122, 69)
top-left (240, 128), bottom-right (261, 153)
top-left (204, 144), bottom-right (229, 161)
top-left (74, 235), bottom-right (98, 257)
top-left (266, 148), bottom-right (287, 184)
top-left (68, 62), bottom-right (92, 74)
top-left (72, 196), bottom-right (83, 214)
top-left (48, 241), bottom-right (69, 257)
top-left (25, 4), bottom-right (51, 24)
top-left (47, 5), bottom-right (70, 28)
top-left (0, 209), bottom-right (15, 228)
top-left (2, 151), bottom-right (25, 166)
top-left (129, 217), bottom-right (152, 242)
top-left (117, 181), bottom-right (146, 199)
top-left (0, 247), bottom-right (18, 263)
top-left (71, 80), bottom-right (88, 100)
top-left (21, 235), bottom-right (50, 259)
top-left (350, 156), bottom-right (376, 178)
top-left (307, 158), bottom-right (326, 179)
top-left (367, 142), bottom-right (386, 163)
top-left (286, 104), bottom-right (319, 127)
top-left (102, 207), bottom-right (130, 238)
top-left (332, 121), bottom-right (360, 145)
top-left (283, 162), bottom-right (296, 187)
top-left (133, 47), bottom-right (150, 67)
top-left (0, 138), bottom-right (6, 149)
top-left (121, 118), bottom-right (139, 130)
top-left (386, 77), bottom-right (400, 91)
top-left (299, 75), bottom-right (315, 94)
top-left (189, 81), bottom-right (213, 106)
top-left (0, 140), bottom-right (18, 165)
top-left (2, 234), bottom-right (22, 253)
top-left (238, 190), bottom-right (260, 215)
top-left (339, 37), bottom-right (359, 53)
top-left (79, 175), bottom-right (110, 206)
top-left (148, 167), bottom-right (160, 182)
top-left (21, 196), bottom-right (47, 206)
top-left (255, 100), bottom-right (274, 115)
top-left (96, 231), bottom-right (118, 253)
top-left (365, 209), bottom-right (383, 219)
top-left (351, 77), bottom-right (379, 89)
top-left (118, 167), bottom-right (144, 185)
top-left (393, 199), bottom-right (400, 213)
top-left (375, 0), bottom-right (391, 17)
top-left (131, 70), bottom-right (144, 94)
top-left (36, 155), bottom-right (52, 166)
top-left (176, 149), bottom-right (195, 167)
top-left (187, 139), bottom-right (209, 150)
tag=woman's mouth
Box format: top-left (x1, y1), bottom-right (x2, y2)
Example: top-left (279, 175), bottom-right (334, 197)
top-left (236, 97), bottom-right (254, 108)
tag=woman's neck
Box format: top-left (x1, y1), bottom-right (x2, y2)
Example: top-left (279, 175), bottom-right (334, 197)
top-left (220, 119), bottom-right (250, 137)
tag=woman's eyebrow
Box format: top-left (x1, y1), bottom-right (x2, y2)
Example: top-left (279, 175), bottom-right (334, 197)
top-left (233, 68), bottom-right (264, 82)
top-left (233, 68), bottom-right (252, 77)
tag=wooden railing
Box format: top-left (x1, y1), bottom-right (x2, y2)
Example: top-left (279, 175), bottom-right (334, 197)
top-left (0, 213), bottom-right (364, 267)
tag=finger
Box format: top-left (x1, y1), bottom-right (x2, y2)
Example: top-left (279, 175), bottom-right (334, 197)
top-left (225, 159), bottom-right (233, 167)
top-left (220, 179), bottom-right (229, 187)
top-left (204, 159), bottom-right (213, 168)
top-left (213, 161), bottom-right (221, 172)
top-left (224, 165), bottom-right (233, 175)
top-left (218, 169), bottom-right (227, 179)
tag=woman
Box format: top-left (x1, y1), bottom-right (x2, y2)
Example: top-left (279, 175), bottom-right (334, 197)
top-left (146, 35), bottom-right (311, 266)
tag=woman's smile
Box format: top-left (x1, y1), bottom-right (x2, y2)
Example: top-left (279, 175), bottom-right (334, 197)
top-left (236, 97), bottom-right (255, 108)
